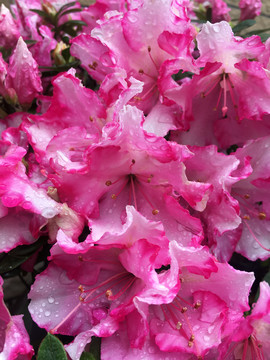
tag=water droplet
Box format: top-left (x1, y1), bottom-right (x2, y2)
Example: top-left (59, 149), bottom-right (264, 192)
top-left (128, 13), bottom-right (138, 23)
top-left (208, 324), bottom-right (215, 334)
top-left (48, 296), bottom-right (55, 304)
top-left (41, 207), bottom-right (57, 218)
top-left (212, 24), bottom-right (220, 33)
top-left (45, 311), bottom-right (51, 317)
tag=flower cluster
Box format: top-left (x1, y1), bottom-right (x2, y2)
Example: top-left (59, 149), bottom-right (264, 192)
top-left (1, 0), bottom-right (270, 359)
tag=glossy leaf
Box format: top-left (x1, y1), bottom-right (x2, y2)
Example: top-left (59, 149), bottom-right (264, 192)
top-left (80, 353), bottom-right (96, 360)
top-left (37, 333), bottom-right (67, 360)
top-left (232, 20), bottom-right (256, 34)
top-left (0, 237), bottom-right (45, 274)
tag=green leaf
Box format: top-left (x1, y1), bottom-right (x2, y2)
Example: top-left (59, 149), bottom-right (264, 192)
top-left (59, 8), bottom-right (82, 18)
top-left (30, 9), bottom-right (51, 20)
top-left (258, 33), bottom-right (270, 42)
top-left (37, 333), bottom-right (68, 360)
top-left (245, 27), bottom-right (270, 36)
top-left (172, 70), bottom-right (194, 82)
top-left (57, 20), bottom-right (87, 30)
top-left (56, 1), bottom-right (76, 16)
top-left (232, 19), bottom-right (256, 34)
top-left (61, 47), bottom-right (71, 62)
top-left (80, 352), bottom-right (96, 360)
top-left (0, 237), bottom-right (45, 274)
top-left (24, 40), bottom-right (38, 45)
top-left (39, 60), bottom-right (80, 71)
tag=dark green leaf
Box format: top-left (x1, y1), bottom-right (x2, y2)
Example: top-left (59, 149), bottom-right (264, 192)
top-left (62, 36), bottom-right (70, 45)
top-left (0, 237), bottom-right (45, 274)
top-left (39, 60), bottom-right (80, 71)
top-left (30, 8), bottom-right (47, 16)
top-left (245, 27), bottom-right (270, 36)
top-left (232, 20), bottom-right (256, 34)
top-left (80, 353), bottom-right (96, 360)
top-left (191, 19), bottom-right (207, 24)
top-left (30, 9), bottom-right (51, 20)
top-left (88, 336), bottom-right (101, 359)
top-left (56, 1), bottom-right (76, 18)
top-left (59, 8), bottom-right (82, 18)
top-left (172, 70), bottom-right (194, 82)
top-left (61, 47), bottom-right (71, 62)
top-left (258, 33), bottom-right (270, 42)
top-left (24, 40), bottom-right (38, 45)
top-left (57, 20), bottom-right (87, 30)
top-left (37, 333), bottom-right (68, 360)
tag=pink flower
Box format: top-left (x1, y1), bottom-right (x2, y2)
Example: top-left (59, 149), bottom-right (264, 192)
top-left (5, 37), bottom-right (42, 106)
top-left (0, 4), bottom-right (20, 49)
top-left (71, 0), bottom-right (196, 116)
top-left (150, 241), bottom-right (255, 358)
top-left (232, 136), bottom-right (270, 261)
top-left (195, 0), bottom-right (231, 23)
top-left (29, 221), bottom-right (178, 358)
top-left (0, 276), bottom-right (34, 359)
top-left (23, 69), bottom-right (106, 164)
top-left (167, 22), bottom-right (267, 146)
top-left (218, 281), bottom-right (270, 359)
top-left (239, 0), bottom-right (262, 21)
top-left (47, 105), bottom-right (208, 247)
top-left (184, 145), bottom-right (248, 261)
top-left (0, 141), bottom-right (62, 252)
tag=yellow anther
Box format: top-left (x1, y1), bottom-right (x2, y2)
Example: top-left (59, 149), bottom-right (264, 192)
top-left (194, 301), bottom-right (201, 309)
top-left (244, 194), bottom-right (250, 199)
top-left (105, 180), bottom-right (112, 186)
top-left (181, 307), bottom-right (187, 313)
top-left (243, 215), bottom-right (250, 220)
top-left (89, 61), bottom-right (98, 70)
top-left (152, 209), bottom-right (159, 215)
top-left (147, 174), bottom-right (153, 183)
top-left (258, 212), bottom-right (266, 220)
top-left (111, 194), bottom-right (117, 200)
top-left (78, 285), bottom-right (84, 292)
top-left (176, 321), bottom-right (182, 329)
top-left (106, 289), bottom-right (113, 298)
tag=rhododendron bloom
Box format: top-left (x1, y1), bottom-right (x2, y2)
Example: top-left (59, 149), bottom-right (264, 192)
top-left (232, 136), bottom-right (270, 261)
top-left (0, 276), bottom-right (34, 359)
top-left (150, 241), bottom-right (255, 358)
top-left (0, 1), bottom-right (269, 358)
top-left (29, 222), bottom-right (178, 358)
top-left (167, 21), bottom-right (268, 147)
top-left (0, 4), bottom-right (20, 49)
top-left (71, 0), bottom-right (196, 119)
top-left (239, 0), bottom-right (262, 21)
top-left (218, 281), bottom-right (270, 359)
top-left (5, 37), bottom-right (42, 106)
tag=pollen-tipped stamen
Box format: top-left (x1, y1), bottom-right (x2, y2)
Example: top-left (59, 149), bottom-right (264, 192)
top-left (136, 181), bottom-right (159, 215)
